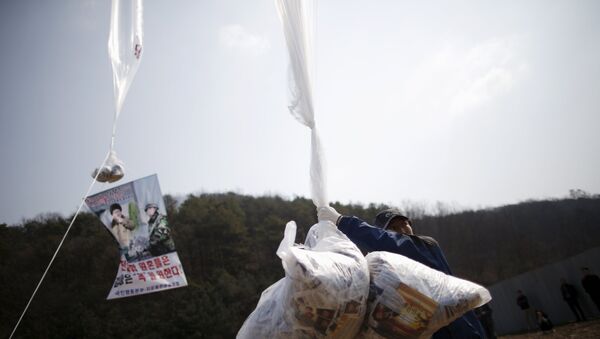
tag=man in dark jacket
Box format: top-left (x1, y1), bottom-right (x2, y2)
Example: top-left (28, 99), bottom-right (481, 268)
top-left (516, 290), bottom-right (536, 330)
top-left (318, 206), bottom-right (487, 339)
top-left (560, 278), bottom-right (586, 322)
top-left (581, 267), bottom-right (600, 312)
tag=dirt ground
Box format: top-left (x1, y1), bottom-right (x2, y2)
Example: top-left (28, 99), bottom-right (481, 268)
top-left (499, 318), bottom-right (600, 339)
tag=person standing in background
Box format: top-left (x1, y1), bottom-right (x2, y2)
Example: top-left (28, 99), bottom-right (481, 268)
top-left (581, 267), bottom-right (600, 312)
top-left (560, 278), bottom-right (586, 322)
top-left (516, 290), bottom-right (536, 331)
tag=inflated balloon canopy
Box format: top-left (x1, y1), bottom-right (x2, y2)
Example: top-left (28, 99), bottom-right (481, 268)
top-left (92, 0), bottom-right (144, 183)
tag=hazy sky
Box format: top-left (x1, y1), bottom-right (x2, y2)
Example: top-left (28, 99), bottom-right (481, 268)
top-left (1, 0), bottom-right (599, 224)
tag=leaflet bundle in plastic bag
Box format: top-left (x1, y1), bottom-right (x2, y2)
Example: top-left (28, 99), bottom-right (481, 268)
top-left (237, 221), bottom-right (370, 339)
top-left (360, 251), bottom-right (491, 339)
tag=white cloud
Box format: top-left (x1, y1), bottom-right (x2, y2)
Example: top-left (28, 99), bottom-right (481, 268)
top-left (449, 38), bottom-right (527, 115)
top-left (399, 37), bottom-right (528, 120)
top-left (219, 24), bottom-right (270, 56)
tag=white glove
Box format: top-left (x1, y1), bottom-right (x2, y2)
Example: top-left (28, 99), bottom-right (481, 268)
top-left (317, 206), bottom-right (342, 225)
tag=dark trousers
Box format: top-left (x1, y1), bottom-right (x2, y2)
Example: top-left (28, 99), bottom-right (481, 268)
top-left (566, 300), bottom-right (586, 321)
top-left (591, 295), bottom-right (600, 312)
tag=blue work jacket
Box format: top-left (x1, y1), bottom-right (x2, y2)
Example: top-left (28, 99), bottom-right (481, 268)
top-left (338, 216), bottom-right (486, 339)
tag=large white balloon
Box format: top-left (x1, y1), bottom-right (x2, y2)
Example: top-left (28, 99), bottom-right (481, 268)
top-left (275, 0), bottom-right (328, 208)
top-left (108, 0), bottom-right (144, 123)
top-left (94, 0), bottom-right (144, 183)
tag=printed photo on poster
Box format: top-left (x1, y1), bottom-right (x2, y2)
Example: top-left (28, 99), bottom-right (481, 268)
top-left (85, 174), bottom-right (187, 299)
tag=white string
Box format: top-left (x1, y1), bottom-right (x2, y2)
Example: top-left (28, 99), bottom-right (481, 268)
top-left (9, 151), bottom-right (111, 339)
top-left (110, 110), bottom-right (119, 152)
top-left (11, 2), bottom-right (143, 334)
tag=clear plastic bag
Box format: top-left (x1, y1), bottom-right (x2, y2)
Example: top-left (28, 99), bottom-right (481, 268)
top-left (360, 251), bottom-right (491, 339)
top-left (92, 150), bottom-right (125, 183)
top-left (237, 221), bottom-right (370, 339)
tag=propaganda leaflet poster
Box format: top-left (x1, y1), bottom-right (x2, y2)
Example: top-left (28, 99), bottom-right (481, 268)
top-left (85, 174), bottom-right (187, 299)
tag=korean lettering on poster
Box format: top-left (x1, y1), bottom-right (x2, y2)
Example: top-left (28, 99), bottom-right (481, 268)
top-left (85, 174), bottom-right (187, 299)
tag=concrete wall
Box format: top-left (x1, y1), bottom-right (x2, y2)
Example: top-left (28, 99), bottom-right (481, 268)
top-left (487, 246), bottom-right (600, 335)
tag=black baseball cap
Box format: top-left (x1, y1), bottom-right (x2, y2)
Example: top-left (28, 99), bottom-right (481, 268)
top-left (374, 209), bottom-right (411, 230)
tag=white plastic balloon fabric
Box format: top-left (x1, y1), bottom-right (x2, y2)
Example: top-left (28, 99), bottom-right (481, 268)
top-left (237, 221), bottom-right (370, 338)
top-left (359, 252), bottom-right (492, 339)
top-left (92, 0), bottom-right (142, 183)
top-left (275, 0), bottom-right (328, 208)
top-left (108, 0), bottom-right (144, 150)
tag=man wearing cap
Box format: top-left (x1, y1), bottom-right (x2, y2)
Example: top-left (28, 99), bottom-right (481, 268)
top-left (145, 203), bottom-right (175, 256)
top-left (318, 206), bottom-right (487, 339)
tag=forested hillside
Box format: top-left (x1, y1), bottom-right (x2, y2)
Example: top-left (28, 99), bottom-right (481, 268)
top-left (417, 197), bottom-right (600, 284)
top-left (1, 194), bottom-right (599, 338)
